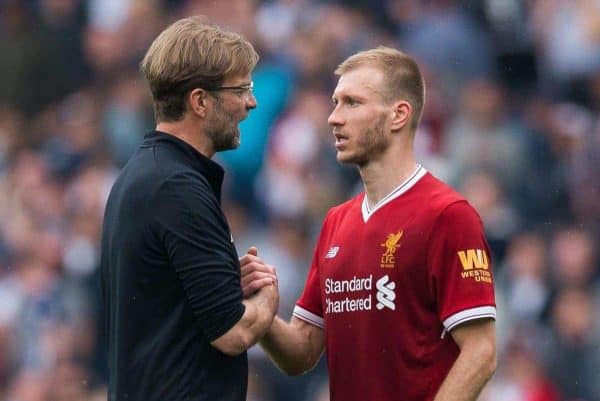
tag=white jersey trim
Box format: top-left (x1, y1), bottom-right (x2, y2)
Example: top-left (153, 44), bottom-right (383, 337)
top-left (293, 305), bottom-right (325, 329)
top-left (442, 305), bottom-right (496, 335)
top-left (361, 165), bottom-right (428, 222)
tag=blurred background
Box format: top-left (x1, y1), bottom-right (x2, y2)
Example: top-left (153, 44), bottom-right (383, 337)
top-left (0, 0), bottom-right (599, 400)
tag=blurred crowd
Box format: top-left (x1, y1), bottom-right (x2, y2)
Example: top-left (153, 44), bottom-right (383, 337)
top-left (0, 0), bottom-right (599, 400)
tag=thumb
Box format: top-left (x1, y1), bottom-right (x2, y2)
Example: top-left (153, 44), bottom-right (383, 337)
top-left (247, 246), bottom-right (258, 256)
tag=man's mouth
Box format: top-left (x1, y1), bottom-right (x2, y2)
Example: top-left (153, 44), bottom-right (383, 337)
top-left (334, 132), bottom-right (348, 148)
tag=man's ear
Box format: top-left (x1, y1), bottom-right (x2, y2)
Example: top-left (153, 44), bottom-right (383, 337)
top-left (188, 88), bottom-right (209, 118)
top-left (390, 101), bottom-right (412, 131)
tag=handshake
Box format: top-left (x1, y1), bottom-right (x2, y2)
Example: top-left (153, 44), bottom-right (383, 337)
top-left (240, 246), bottom-right (279, 300)
top-left (232, 246), bottom-right (324, 378)
top-left (211, 246), bottom-right (281, 356)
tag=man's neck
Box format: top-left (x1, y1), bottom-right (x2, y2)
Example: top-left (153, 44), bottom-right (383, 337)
top-left (359, 143), bottom-right (417, 208)
top-left (156, 119), bottom-right (214, 158)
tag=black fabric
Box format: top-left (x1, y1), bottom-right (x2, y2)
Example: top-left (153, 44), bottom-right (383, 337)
top-left (101, 130), bottom-right (247, 401)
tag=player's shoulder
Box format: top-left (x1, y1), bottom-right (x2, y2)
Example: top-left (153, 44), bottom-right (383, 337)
top-left (419, 173), bottom-right (463, 201)
top-left (322, 192), bottom-right (364, 223)
top-left (419, 173), bottom-right (469, 210)
top-left (421, 173), bottom-right (482, 224)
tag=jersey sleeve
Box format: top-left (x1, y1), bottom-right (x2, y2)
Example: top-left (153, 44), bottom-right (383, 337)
top-left (153, 172), bottom-right (245, 342)
top-left (428, 201), bottom-right (496, 333)
top-left (293, 214), bottom-right (330, 329)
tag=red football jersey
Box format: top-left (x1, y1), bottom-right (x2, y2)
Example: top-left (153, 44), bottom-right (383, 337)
top-left (294, 166), bottom-right (496, 401)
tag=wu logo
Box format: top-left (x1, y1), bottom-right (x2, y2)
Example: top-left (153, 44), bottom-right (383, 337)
top-left (457, 249), bottom-right (489, 270)
top-left (380, 230), bottom-right (403, 268)
top-left (376, 275), bottom-right (396, 310)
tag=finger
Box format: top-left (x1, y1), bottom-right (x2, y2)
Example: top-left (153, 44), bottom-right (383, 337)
top-left (240, 261), bottom-right (270, 275)
top-left (239, 253), bottom-right (264, 264)
top-left (241, 271), bottom-right (276, 287)
top-left (247, 246), bottom-right (258, 256)
top-left (250, 263), bottom-right (276, 277)
top-left (243, 277), bottom-right (273, 297)
top-left (243, 278), bottom-right (272, 297)
top-left (242, 277), bottom-right (276, 297)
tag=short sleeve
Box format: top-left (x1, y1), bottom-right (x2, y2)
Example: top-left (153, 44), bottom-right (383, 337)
top-left (293, 216), bottom-right (330, 329)
top-left (153, 172), bottom-right (245, 342)
top-left (428, 201), bottom-right (496, 333)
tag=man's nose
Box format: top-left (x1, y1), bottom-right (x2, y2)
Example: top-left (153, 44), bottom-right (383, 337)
top-left (246, 92), bottom-right (257, 110)
top-left (328, 107), bottom-right (343, 126)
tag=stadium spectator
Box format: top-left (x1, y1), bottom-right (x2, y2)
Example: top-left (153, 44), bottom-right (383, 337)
top-left (543, 287), bottom-right (600, 401)
top-left (443, 78), bottom-right (532, 202)
top-left (481, 335), bottom-right (561, 401)
top-left (458, 168), bottom-right (520, 261)
top-left (497, 231), bottom-right (551, 324)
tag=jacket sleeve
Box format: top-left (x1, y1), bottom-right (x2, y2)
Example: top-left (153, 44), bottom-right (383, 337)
top-left (153, 171), bottom-right (245, 342)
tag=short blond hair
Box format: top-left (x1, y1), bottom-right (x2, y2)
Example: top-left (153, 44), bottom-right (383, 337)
top-left (140, 16), bottom-right (259, 122)
top-left (335, 46), bottom-right (425, 131)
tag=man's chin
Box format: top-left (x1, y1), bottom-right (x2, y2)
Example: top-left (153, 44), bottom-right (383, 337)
top-left (336, 152), bottom-right (363, 165)
top-left (214, 133), bottom-right (240, 152)
top-left (215, 142), bottom-right (239, 152)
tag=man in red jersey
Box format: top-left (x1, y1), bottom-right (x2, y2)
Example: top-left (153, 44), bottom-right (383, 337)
top-left (241, 46), bottom-right (496, 401)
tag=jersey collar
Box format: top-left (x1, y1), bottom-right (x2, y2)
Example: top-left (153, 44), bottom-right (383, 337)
top-left (143, 130), bottom-right (225, 200)
top-left (361, 164), bottom-right (427, 222)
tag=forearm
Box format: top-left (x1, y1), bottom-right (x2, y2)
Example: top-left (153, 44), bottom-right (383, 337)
top-left (433, 339), bottom-right (496, 401)
top-left (260, 316), bottom-right (324, 376)
top-left (240, 289), bottom-right (277, 342)
top-left (211, 285), bottom-right (277, 355)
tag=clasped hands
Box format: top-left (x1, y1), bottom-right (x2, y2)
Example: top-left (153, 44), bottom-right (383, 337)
top-left (239, 246), bottom-right (279, 299)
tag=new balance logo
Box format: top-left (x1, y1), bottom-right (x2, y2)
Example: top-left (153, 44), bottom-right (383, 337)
top-left (376, 275), bottom-right (396, 310)
top-left (325, 246), bottom-right (340, 259)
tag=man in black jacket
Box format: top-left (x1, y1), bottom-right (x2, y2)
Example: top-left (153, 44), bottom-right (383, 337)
top-left (100, 16), bottom-right (278, 401)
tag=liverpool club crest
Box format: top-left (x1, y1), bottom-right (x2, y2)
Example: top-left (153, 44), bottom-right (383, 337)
top-left (380, 230), bottom-right (403, 268)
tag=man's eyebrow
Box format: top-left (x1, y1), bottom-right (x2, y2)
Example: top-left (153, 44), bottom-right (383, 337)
top-left (332, 93), bottom-right (367, 102)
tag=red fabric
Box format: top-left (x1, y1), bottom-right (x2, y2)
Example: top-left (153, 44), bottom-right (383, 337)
top-left (295, 172), bottom-right (496, 401)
